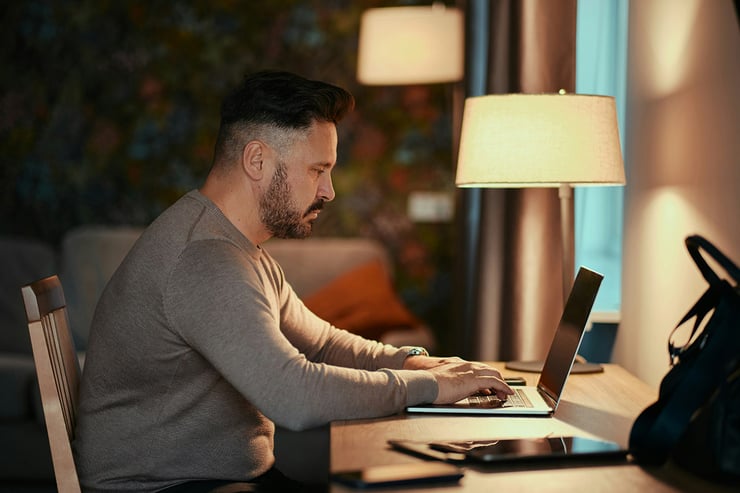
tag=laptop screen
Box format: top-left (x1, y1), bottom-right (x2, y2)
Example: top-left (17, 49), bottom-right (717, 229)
top-left (538, 267), bottom-right (603, 402)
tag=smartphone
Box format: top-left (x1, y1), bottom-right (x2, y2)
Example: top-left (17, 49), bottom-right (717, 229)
top-left (331, 462), bottom-right (464, 488)
top-left (504, 376), bottom-right (527, 386)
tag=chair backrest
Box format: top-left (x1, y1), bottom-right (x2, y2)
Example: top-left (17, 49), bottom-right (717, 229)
top-left (22, 275), bottom-right (81, 493)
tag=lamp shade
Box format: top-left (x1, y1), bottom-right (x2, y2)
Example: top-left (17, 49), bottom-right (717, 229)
top-left (455, 94), bottom-right (625, 187)
top-left (357, 4), bottom-right (464, 85)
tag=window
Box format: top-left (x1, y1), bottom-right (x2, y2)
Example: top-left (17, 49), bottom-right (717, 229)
top-left (575, 0), bottom-right (629, 314)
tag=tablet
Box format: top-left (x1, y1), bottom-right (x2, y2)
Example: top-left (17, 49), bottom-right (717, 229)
top-left (389, 436), bottom-right (627, 463)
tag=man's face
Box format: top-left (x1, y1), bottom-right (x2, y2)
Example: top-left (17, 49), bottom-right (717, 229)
top-left (259, 121), bottom-right (337, 239)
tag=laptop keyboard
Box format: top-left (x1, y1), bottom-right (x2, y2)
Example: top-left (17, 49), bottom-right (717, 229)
top-left (466, 389), bottom-right (533, 408)
top-left (505, 389), bottom-right (533, 408)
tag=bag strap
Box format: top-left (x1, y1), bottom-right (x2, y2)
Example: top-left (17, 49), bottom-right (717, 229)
top-left (686, 235), bottom-right (740, 286)
top-left (668, 286), bottom-right (720, 365)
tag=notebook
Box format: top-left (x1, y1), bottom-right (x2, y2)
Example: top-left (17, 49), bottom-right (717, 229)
top-left (406, 266), bottom-right (603, 416)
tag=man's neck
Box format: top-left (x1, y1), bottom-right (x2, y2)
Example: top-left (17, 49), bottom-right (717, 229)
top-left (200, 177), bottom-right (271, 246)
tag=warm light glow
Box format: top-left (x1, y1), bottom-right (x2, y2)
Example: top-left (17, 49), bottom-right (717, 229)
top-left (641, 0), bottom-right (701, 97)
top-left (455, 94), bottom-right (626, 187)
top-left (357, 4), bottom-right (464, 85)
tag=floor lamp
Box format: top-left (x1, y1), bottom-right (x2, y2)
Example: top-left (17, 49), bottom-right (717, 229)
top-left (455, 93), bottom-right (626, 373)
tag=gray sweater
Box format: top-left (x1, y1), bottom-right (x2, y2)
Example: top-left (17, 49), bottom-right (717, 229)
top-left (74, 190), bottom-right (438, 492)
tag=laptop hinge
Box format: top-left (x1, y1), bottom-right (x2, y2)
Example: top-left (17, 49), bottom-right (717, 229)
top-left (537, 385), bottom-right (559, 409)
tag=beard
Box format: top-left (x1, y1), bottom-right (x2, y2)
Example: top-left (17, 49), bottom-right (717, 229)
top-left (259, 161), bottom-right (325, 239)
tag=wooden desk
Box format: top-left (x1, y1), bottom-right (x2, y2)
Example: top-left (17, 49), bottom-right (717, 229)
top-left (330, 364), bottom-right (734, 492)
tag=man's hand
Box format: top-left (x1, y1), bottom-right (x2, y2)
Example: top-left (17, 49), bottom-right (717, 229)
top-left (404, 356), bottom-right (514, 404)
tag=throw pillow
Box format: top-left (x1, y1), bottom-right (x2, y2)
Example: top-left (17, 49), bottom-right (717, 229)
top-left (302, 259), bottom-right (420, 340)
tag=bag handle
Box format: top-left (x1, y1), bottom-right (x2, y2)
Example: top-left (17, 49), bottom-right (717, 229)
top-left (686, 235), bottom-right (740, 286)
top-left (670, 235), bottom-right (739, 365)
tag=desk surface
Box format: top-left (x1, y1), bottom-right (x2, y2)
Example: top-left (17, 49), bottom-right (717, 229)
top-left (329, 363), bottom-right (735, 492)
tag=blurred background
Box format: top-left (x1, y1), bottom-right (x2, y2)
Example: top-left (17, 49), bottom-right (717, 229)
top-left (0, 0), bottom-right (457, 345)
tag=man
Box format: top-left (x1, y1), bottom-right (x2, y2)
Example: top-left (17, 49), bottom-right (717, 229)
top-left (74, 71), bottom-right (512, 492)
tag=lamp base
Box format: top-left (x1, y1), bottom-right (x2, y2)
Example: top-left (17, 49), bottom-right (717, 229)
top-left (505, 359), bottom-right (604, 374)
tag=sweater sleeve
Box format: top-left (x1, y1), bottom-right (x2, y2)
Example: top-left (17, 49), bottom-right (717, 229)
top-left (260, 248), bottom-right (420, 371)
top-left (164, 241), bottom-right (438, 431)
top-left (278, 285), bottom-right (416, 371)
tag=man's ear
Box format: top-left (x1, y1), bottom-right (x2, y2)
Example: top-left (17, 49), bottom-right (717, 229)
top-left (242, 141), bottom-right (265, 180)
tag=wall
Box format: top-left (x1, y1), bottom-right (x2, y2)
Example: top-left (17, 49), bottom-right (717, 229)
top-left (614, 0), bottom-right (740, 388)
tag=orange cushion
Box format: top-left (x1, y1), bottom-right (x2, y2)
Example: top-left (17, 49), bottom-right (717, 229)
top-left (302, 259), bottom-right (420, 340)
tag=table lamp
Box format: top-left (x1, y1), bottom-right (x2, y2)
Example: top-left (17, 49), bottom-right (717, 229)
top-left (455, 93), bottom-right (625, 372)
top-left (357, 3), bottom-right (463, 85)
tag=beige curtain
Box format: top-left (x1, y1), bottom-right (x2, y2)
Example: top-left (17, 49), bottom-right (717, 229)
top-left (456, 0), bottom-right (577, 361)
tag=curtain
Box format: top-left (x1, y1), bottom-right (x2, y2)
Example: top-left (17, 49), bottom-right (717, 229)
top-left (455, 0), bottom-right (577, 361)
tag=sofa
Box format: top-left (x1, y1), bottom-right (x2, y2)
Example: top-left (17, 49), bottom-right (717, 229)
top-left (0, 227), bottom-right (435, 485)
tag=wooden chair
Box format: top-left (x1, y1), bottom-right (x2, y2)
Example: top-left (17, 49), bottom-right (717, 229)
top-left (22, 275), bottom-right (81, 493)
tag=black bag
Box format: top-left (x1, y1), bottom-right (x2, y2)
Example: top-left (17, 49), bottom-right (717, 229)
top-left (629, 235), bottom-right (740, 482)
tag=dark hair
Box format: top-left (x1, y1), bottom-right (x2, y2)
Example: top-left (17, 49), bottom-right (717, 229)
top-left (221, 70), bottom-right (354, 128)
top-left (214, 71), bottom-right (354, 165)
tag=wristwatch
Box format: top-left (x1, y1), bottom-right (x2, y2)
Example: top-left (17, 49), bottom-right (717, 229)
top-left (406, 347), bottom-right (429, 358)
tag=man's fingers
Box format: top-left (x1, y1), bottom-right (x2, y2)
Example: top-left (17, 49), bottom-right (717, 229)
top-left (478, 375), bottom-right (514, 396)
top-left (429, 360), bottom-right (514, 404)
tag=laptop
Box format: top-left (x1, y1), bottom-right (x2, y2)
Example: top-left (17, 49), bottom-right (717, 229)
top-left (406, 266), bottom-right (603, 416)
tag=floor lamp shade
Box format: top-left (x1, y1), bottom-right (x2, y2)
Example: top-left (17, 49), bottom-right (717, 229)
top-left (455, 94), bottom-right (625, 188)
top-left (357, 4), bottom-right (464, 85)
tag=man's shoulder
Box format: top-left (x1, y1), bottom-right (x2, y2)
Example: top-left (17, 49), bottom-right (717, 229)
top-left (143, 191), bottom-right (238, 250)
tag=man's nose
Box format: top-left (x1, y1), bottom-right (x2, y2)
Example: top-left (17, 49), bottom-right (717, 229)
top-left (318, 173), bottom-right (335, 202)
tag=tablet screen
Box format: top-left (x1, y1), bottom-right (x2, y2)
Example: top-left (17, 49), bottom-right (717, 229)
top-left (390, 436), bottom-right (626, 463)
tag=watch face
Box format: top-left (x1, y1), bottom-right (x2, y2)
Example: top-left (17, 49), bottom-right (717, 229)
top-left (409, 347), bottom-right (428, 357)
